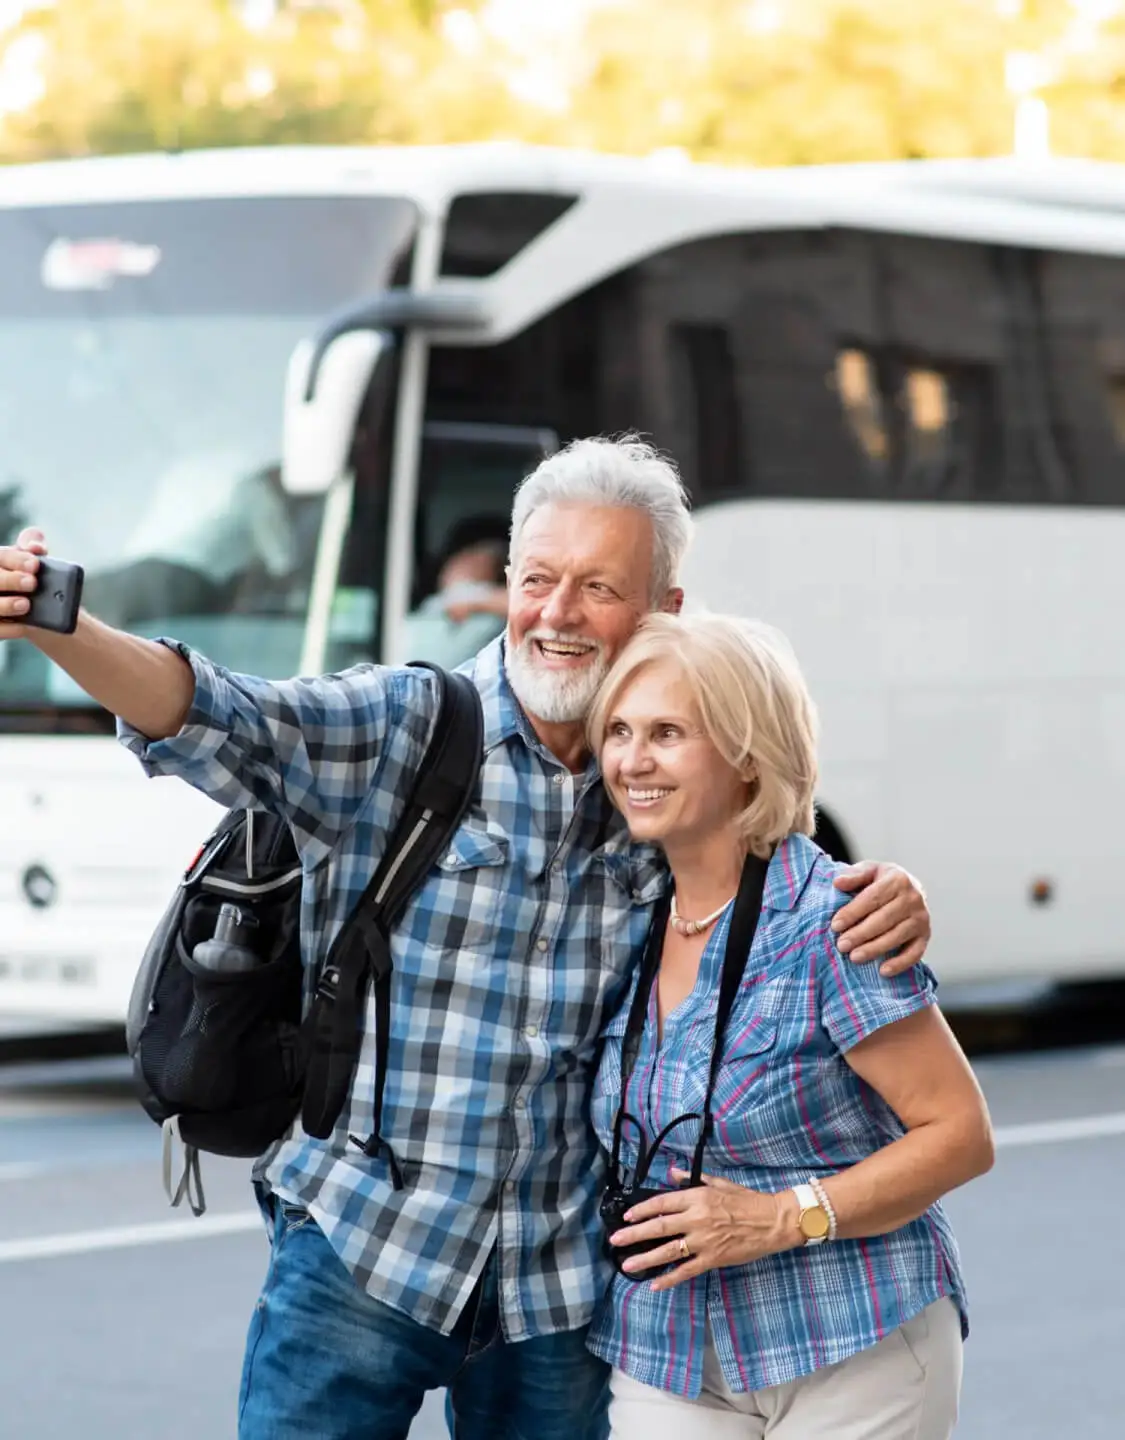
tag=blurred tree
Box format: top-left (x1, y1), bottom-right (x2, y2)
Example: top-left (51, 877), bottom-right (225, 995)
top-left (2, 0), bottom-right (1124, 167)
top-left (1039, 3), bottom-right (1125, 161)
top-left (557, 0), bottom-right (1086, 165)
top-left (0, 0), bottom-right (524, 158)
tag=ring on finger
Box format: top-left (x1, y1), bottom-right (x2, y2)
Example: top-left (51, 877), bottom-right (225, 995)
top-left (677, 1236), bottom-right (691, 1261)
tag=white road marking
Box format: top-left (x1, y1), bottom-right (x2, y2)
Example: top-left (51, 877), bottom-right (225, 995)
top-left (0, 1210), bottom-right (261, 1264)
top-left (0, 1161), bottom-right (54, 1182)
top-left (0, 1098), bottom-right (130, 1119)
top-left (993, 1111), bottom-right (1125, 1148)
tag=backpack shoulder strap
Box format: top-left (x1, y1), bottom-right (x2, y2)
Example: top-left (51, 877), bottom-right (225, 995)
top-left (300, 663), bottom-right (484, 1167)
top-left (355, 662), bottom-right (485, 931)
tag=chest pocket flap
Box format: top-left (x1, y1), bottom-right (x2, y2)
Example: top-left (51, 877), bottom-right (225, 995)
top-left (425, 816), bottom-right (511, 952)
top-left (689, 987), bottom-right (777, 1049)
top-left (722, 1015), bottom-right (777, 1059)
top-left (437, 817), bottom-right (509, 873)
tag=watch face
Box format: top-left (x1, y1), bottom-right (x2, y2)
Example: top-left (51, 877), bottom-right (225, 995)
top-left (799, 1206), bottom-right (830, 1240)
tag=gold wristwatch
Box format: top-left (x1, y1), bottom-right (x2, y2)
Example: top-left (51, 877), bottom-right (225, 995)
top-left (793, 1183), bottom-right (831, 1246)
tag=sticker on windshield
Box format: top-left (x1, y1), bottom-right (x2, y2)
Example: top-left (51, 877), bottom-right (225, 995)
top-left (40, 237), bottom-right (162, 291)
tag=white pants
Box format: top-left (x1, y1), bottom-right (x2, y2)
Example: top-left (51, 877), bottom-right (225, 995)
top-left (609, 1297), bottom-right (963, 1440)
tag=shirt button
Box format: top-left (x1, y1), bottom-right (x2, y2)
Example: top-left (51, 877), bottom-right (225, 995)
top-left (444, 852), bottom-right (457, 866)
top-left (524, 1023), bottom-right (539, 1038)
top-left (513, 1095), bottom-right (526, 1110)
top-left (552, 773), bottom-right (565, 786)
top-left (505, 1180), bottom-right (516, 1193)
top-left (536, 938), bottom-right (548, 952)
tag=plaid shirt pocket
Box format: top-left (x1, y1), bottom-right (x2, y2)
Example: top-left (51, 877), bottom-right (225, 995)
top-left (429, 815), bottom-right (511, 951)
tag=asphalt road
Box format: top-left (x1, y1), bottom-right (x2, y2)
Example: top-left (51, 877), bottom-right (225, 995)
top-left (0, 1040), bottom-right (1122, 1439)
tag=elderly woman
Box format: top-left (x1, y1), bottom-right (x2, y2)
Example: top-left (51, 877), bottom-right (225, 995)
top-left (584, 613), bottom-right (993, 1440)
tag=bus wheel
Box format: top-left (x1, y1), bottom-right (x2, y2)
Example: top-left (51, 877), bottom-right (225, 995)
top-left (812, 806), bottom-right (853, 865)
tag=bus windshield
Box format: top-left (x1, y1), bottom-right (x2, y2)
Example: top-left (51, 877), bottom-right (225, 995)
top-left (0, 193), bottom-right (415, 723)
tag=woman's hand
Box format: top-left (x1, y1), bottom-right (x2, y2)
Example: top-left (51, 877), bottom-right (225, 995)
top-left (608, 1170), bottom-right (793, 1292)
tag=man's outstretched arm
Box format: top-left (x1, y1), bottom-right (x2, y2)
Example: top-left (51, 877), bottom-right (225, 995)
top-left (0, 529), bottom-right (194, 740)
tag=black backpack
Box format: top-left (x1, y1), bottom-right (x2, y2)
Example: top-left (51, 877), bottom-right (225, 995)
top-left (125, 663), bottom-right (483, 1215)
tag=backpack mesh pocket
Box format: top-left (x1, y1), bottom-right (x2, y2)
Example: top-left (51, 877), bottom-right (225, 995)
top-left (134, 873), bottom-right (305, 1155)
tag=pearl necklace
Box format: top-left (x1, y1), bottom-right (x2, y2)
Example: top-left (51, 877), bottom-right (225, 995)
top-left (669, 894), bottom-right (734, 937)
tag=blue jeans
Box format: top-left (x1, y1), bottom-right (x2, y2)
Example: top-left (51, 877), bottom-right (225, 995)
top-left (238, 1200), bottom-right (610, 1440)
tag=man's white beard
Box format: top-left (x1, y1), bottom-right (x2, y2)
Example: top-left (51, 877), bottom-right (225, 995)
top-left (506, 630), bottom-right (611, 724)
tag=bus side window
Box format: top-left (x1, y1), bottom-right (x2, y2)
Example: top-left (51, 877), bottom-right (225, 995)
top-left (1104, 370), bottom-right (1125, 456)
top-left (669, 323), bottom-right (743, 501)
top-left (323, 391), bottom-right (397, 669)
top-left (900, 361), bottom-right (1004, 502)
top-left (834, 349), bottom-right (889, 480)
top-left (1045, 319), bottom-right (1125, 504)
top-left (731, 292), bottom-right (870, 501)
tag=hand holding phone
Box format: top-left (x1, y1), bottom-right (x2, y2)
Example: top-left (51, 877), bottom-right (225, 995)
top-left (25, 557), bottom-right (84, 635)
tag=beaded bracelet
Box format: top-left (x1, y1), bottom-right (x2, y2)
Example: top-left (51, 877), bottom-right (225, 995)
top-left (808, 1175), bottom-right (838, 1242)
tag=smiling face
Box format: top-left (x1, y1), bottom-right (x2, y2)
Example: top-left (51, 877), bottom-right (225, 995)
top-left (599, 659), bottom-right (750, 849)
top-left (506, 502), bottom-right (663, 726)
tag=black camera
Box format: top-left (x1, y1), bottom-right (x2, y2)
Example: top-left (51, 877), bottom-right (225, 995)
top-left (600, 1182), bottom-right (689, 1275)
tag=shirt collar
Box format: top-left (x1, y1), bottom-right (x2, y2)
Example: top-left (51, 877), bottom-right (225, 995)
top-left (461, 636), bottom-right (599, 781)
top-left (460, 638), bottom-right (669, 891)
top-left (461, 635), bottom-right (521, 753)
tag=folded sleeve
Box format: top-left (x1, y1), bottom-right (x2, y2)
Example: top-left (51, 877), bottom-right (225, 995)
top-left (117, 640), bottom-right (435, 865)
top-left (815, 863), bottom-right (938, 1054)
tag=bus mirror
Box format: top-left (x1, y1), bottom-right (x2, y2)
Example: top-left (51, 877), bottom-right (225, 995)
top-left (281, 329), bottom-right (388, 496)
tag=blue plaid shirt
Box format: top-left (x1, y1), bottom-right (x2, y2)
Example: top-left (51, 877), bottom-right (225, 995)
top-left (587, 833), bottom-right (967, 1399)
top-left (121, 637), bottom-right (665, 1339)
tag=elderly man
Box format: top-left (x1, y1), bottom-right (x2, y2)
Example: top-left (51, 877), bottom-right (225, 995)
top-left (0, 437), bottom-right (929, 1440)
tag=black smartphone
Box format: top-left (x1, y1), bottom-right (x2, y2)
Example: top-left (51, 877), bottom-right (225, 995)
top-left (25, 557), bottom-right (84, 635)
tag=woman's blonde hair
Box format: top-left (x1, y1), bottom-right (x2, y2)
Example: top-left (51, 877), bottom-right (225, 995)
top-left (587, 613), bottom-right (819, 859)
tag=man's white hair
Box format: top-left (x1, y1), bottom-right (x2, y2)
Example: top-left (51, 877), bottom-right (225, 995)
top-left (509, 435), bottom-right (693, 602)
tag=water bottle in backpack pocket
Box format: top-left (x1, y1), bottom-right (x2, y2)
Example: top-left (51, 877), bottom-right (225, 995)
top-left (127, 810), bottom-right (308, 1211)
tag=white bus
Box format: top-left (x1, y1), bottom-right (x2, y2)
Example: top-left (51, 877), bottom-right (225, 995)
top-left (3, 142), bottom-right (1125, 1020)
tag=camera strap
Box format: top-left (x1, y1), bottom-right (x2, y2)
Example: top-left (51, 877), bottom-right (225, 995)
top-left (608, 849), bottom-right (772, 1189)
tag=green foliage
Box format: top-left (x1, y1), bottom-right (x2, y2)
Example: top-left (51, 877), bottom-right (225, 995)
top-left (1, 0), bottom-right (1125, 166)
top-left (0, 0), bottom-right (517, 158)
top-left (560, 0), bottom-right (1058, 164)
